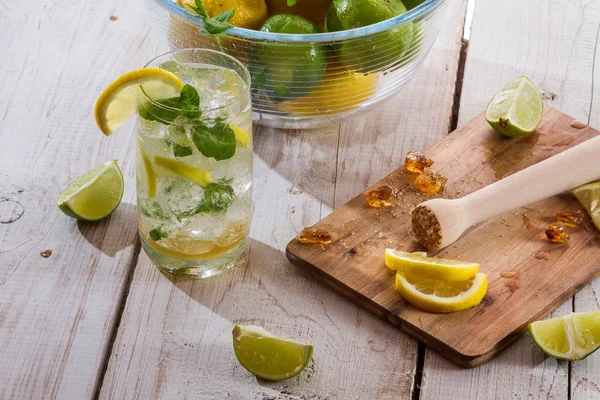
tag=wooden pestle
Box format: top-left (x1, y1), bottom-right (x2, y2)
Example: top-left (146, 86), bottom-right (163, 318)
top-left (412, 135), bottom-right (600, 250)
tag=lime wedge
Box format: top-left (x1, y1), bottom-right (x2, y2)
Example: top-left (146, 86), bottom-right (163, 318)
top-left (572, 181), bottom-right (600, 231)
top-left (485, 76), bottom-right (543, 137)
top-left (529, 311), bottom-right (600, 360)
top-left (57, 160), bottom-right (124, 221)
top-left (232, 325), bottom-right (313, 381)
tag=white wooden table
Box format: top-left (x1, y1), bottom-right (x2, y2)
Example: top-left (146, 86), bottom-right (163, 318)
top-left (1, 0), bottom-right (599, 398)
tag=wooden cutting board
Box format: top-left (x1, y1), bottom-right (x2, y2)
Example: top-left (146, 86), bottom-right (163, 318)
top-left (286, 106), bottom-right (600, 367)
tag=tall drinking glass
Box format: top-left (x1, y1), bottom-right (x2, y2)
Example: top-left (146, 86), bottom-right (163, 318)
top-left (136, 49), bottom-right (252, 277)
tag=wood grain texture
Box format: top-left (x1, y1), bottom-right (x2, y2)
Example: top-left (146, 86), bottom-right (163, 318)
top-left (0, 0), bottom-right (161, 398)
top-left (287, 107), bottom-right (600, 367)
top-left (98, 2), bottom-right (469, 399)
top-left (421, 0), bottom-right (600, 398)
top-left (572, 8), bottom-right (600, 399)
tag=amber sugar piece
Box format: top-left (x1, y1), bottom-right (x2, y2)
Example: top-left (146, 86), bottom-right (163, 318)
top-left (298, 228), bottom-right (333, 245)
top-left (414, 170), bottom-right (447, 194)
top-left (404, 151), bottom-right (434, 174)
top-left (366, 185), bottom-right (397, 208)
top-left (555, 210), bottom-right (586, 228)
top-left (545, 222), bottom-right (569, 243)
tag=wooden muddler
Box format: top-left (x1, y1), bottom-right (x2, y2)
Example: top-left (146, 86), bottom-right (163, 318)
top-left (412, 135), bottom-right (600, 250)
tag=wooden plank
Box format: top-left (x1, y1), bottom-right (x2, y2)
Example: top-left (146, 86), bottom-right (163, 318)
top-left (420, 0), bottom-right (600, 397)
top-left (0, 0), bottom-right (161, 398)
top-left (287, 107), bottom-right (600, 367)
top-left (99, 2), bottom-right (469, 398)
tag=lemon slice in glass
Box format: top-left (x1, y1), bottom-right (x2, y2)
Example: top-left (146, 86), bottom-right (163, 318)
top-left (153, 155), bottom-right (212, 187)
top-left (233, 325), bottom-right (313, 381)
top-left (395, 272), bottom-right (488, 313)
top-left (485, 76), bottom-right (543, 137)
top-left (572, 181), bottom-right (600, 231)
top-left (385, 249), bottom-right (479, 281)
top-left (529, 311), bottom-right (600, 360)
top-left (94, 68), bottom-right (184, 135)
top-left (57, 160), bottom-right (124, 221)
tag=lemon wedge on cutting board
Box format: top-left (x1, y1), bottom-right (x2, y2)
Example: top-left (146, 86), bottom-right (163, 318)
top-left (395, 272), bottom-right (488, 313)
top-left (385, 249), bottom-right (480, 281)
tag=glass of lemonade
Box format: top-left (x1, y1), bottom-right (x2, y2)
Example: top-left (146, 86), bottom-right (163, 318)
top-left (136, 49), bottom-right (252, 278)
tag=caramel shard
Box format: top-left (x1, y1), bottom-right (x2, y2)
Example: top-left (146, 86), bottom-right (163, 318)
top-left (404, 151), bottom-right (433, 174)
top-left (545, 222), bottom-right (569, 243)
top-left (298, 228), bottom-right (333, 245)
top-left (366, 185), bottom-right (397, 208)
top-left (414, 170), bottom-right (447, 194)
top-left (555, 210), bottom-right (586, 228)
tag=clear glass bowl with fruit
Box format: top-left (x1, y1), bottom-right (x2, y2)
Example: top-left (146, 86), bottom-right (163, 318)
top-left (146, 0), bottom-right (448, 128)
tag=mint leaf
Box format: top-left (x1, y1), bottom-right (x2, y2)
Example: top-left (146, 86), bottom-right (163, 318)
top-left (191, 121), bottom-right (236, 161)
top-left (173, 143), bottom-right (193, 157)
top-left (191, 0), bottom-right (209, 17)
top-left (138, 85), bottom-right (201, 124)
top-left (140, 198), bottom-right (168, 220)
top-left (138, 97), bottom-right (182, 125)
top-left (287, 0), bottom-right (297, 5)
top-left (180, 84), bottom-right (200, 109)
top-left (199, 178), bottom-right (235, 213)
top-left (203, 10), bottom-right (235, 35)
top-left (149, 226), bottom-right (169, 241)
top-left (249, 63), bottom-right (267, 88)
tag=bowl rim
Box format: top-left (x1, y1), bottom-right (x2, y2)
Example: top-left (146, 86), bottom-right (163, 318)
top-left (153, 0), bottom-right (445, 43)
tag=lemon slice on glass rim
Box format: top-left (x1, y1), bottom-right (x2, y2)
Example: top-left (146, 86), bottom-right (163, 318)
top-left (94, 68), bottom-right (184, 135)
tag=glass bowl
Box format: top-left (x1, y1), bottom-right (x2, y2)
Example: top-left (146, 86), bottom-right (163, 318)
top-left (146, 0), bottom-right (448, 128)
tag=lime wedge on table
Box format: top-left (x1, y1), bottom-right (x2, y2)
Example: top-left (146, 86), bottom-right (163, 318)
top-left (485, 76), bottom-right (543, 137)
top-left (233, 325), bottom-right (313, 381)
top-left (572, 182), bottom-right (600, 231)
top-left (529, 311), bottom-right (600, 360)
top-left (385, 249), bottom-right (479, 282)
top-left (57, 160), bottom-right (124, 221)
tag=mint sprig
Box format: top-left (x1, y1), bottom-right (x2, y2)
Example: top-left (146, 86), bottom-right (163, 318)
top-left (287, 0), bottom-right (297, 6)
top-left (191, 0), bottom-right (235, 35)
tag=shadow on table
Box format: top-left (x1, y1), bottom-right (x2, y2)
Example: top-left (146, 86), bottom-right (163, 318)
top-left (251, 123), bottom-right (342, 209)
top-left (77, 202), bottom-right (137, 257)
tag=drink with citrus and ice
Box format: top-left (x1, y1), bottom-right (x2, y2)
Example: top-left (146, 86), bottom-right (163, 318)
top-left (135, 49), bottom-right (252, 277)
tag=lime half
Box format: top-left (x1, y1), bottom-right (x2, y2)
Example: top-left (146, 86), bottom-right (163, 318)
top-left (572, 181), bottom-right (600, 231)
top-left (485, 76), bottom-right (543, 137)
top-left (57, 160), bottom-right (124, 221)
top-left (529, 311), bottom-right (600, 360)
top-left (233, 325), bottom-right (313, 381)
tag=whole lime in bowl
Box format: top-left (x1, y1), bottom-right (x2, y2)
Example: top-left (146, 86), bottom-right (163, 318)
top-left (325, 0), bottom-right (414, 73)
top-left (252, 14), bottom-right (327, 101)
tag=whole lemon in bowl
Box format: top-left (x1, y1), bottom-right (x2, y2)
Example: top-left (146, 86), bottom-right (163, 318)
top-left (325, 0), bottom-right (414, 73)
top-left (279, 69), bottom-right (378, 116)
top-left (252, 14), bottom-right (327, 101)
top-left (176, 0), bottom-right (268, 29)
